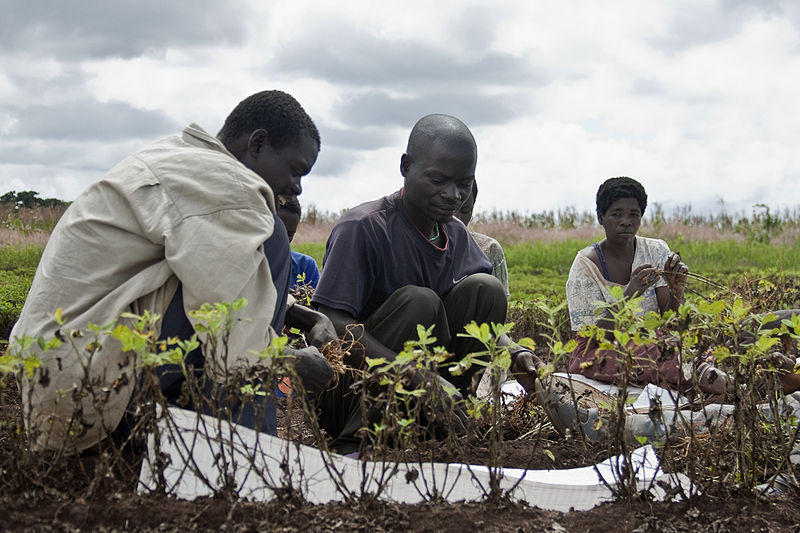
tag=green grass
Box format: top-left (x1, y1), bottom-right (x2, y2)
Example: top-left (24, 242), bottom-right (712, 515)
top-left (0, 245), bottom-right (44, 271)
top-left (0, 246), bottom-right (41, 339)
top-left (505, 238), bottom-right (800, 300)
top-left (291, 242), bottom-right (325, 266)
top-left (5, 238), bottom-right (800, 342)
top-left (677, 239), bottom-right (800, 273)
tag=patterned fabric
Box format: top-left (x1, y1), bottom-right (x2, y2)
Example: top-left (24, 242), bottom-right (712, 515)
top-left (566, 236), bottom-right (671, 331)
top-left (470, 231), bottom-right (510, 296)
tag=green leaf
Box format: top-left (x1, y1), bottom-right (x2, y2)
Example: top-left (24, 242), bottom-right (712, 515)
top-left (495, 349), bottom-right (512, 371)
top-left (365, 357), bottom-right (387, 368)
top-left (231, 297), bottom-right (248, 312)
top-left (517, 337), bottom-right (536, 350)
top-left (110, 324), bottom-right (148, 353)
top-left (755, 335), bottom-right (779, 353)
top-left (713, 345), bottom-right (731, 361)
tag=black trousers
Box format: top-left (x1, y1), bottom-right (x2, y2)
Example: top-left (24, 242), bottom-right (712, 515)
top-left (316, 273), bottom-right (507, 452)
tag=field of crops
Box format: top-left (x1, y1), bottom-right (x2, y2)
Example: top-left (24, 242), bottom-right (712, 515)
top-left (2, 204), bottom-right (800, 531)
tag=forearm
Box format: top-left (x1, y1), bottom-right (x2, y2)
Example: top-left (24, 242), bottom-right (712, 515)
top-left (498, 333), bottom-right (541, 391)
top-left (656, 285), bottom-right (683, 315)
top-left (317, 305), bottom-right (397, 367)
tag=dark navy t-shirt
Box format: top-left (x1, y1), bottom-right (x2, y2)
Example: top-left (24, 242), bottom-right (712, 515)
top-left (312, 189), bottom-right (492, 320)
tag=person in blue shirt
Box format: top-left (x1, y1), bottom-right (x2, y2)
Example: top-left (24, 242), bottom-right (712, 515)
top-left (277, 195), bottom-right (321, 290)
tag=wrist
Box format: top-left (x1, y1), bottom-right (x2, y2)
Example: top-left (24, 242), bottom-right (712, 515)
top-left (510, 346), bottom-right (534, 366)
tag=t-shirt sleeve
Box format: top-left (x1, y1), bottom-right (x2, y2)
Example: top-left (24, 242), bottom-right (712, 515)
top-left (312, 219), bottom-right (377, 318)
top-left (565, 253), bottom-right (605, 331)
top-left (486, 239), bottom-right (509, 296)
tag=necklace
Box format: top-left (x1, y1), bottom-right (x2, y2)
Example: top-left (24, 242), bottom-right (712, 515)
top-left (428, 222), bottom-right (440, 242)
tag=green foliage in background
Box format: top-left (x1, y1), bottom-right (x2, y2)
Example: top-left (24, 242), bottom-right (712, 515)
top-left (5, 238), bottom-right (800, 344)
top-left (0, 246), bottom-right (41, 340)
top-left (291, 242), bottom-right (325, 266)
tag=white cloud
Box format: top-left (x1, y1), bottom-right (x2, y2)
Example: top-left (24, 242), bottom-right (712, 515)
top-left (0, 0), bottom-right (798, 219)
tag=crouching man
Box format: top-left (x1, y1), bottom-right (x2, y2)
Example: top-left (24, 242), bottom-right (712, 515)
top-left (9, 90), bottom-right (334, 452)
top-left (311, 114), bottom-right (540, 452)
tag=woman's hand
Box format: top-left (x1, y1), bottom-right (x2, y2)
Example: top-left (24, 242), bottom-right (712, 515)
top-left (662, 252), bottom-right (688, 290)
top-left (625, 263), bottom-right (659, 298)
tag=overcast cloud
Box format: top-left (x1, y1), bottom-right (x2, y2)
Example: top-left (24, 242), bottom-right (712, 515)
top-left (1, 0), bottom-right (799, 218)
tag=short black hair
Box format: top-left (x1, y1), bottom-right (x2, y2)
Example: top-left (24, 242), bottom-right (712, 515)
top-left (596, 177), bottom-right (647, 216)
top-left (217, 90), bottom-right (320, 151)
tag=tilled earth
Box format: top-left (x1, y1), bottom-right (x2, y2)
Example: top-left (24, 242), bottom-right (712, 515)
top-left (1, 492), bottom-right (798, 532)
top-left (2, 385), bottom-right (799, 532)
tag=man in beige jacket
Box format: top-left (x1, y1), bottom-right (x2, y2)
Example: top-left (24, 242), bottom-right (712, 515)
top-left (9, 90), bottom-right (334, 452)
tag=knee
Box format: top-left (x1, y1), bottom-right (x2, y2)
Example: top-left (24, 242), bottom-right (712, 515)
top-left (392, 285), bottom-right (442, 317)
top-left (450, 273), bottom-right (507, 308)
top-left (460, 273), bottom-right (505, 295)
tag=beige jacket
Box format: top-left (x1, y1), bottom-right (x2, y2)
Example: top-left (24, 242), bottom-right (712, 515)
top-left (9, 124), bottom-right (280, 451)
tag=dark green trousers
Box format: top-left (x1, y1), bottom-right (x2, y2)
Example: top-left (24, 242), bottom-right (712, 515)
top-left (316, 273), bottom-right (507, 452)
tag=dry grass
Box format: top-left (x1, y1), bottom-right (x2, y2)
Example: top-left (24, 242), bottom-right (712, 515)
top-left (3, 204), bottom-right (800, 247)
top-left (0, 228), bottom-right (51, 247)
top-left (293, 220), bottom-right (336, 244)
top-left (293, 218), bottom-right (754, 245)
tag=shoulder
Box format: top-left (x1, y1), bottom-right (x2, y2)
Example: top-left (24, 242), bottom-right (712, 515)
top-left (637, 236), bottom-right (670, 255)
top-left (469, 231), bottom-right (496, 247)
top-left (291, 250), bottom-right (315, 261)
top-left (132, 125), bottom-right (273, 216)
top-left (576, 243), bottom-right (600, 267)
top-left (469, 231), bottom-right (504, 254)
top-left (442, 218), bottom-right (473, 241)
top-left (335, 191), bottom-right (399, 225)
top-left (568, 244), bottom-right (601, 278)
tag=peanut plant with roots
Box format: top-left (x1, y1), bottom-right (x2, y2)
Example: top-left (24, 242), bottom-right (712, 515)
top-left (534, 284), bottom-right (800, 501)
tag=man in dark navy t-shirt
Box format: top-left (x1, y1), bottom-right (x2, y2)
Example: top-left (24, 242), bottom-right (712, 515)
top-left (312, 114), bottom-right (540, 451)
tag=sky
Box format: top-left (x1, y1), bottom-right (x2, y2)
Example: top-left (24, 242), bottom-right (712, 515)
top-left (1, 0), bottom-right (799, 218)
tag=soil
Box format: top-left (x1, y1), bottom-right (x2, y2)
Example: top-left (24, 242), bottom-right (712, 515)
top-left (1, 492), bottom-right (798, 532)
top-left (2, 383), bottom-right (800, 531)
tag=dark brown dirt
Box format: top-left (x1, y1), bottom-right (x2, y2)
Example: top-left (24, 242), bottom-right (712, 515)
top-left (3, 382), bottom-right (800, 531)
top-left (0, 492), bottom-right (798, 532)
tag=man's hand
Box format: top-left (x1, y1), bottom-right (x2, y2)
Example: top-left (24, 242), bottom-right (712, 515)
top-left (306, 311), bottom-right (338, 349)
top-left (408, 370), bottom-right (470, 435)
top-left (289, 346), bottom-right (334, 393)
top-left (510, 348), bottom-right (543, 393)
top-left (285, 303), bottom-right (339, 349)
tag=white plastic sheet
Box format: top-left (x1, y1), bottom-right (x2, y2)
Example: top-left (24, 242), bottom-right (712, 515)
top-left (138, 407), bottom-right (691, 512)
top-left (502, 373), bottom-right (689, 413)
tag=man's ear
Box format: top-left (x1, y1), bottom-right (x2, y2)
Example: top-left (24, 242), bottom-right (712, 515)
top-left (400, 153), bottom-right (411, 177)
top-left (247, 129), bottom-right (270, 158)
top-left (596, 210), bottom-right (604, 225)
